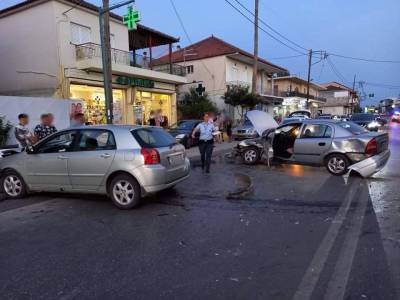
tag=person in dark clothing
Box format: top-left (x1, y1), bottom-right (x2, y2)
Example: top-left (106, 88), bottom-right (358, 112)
top-left (148, 110), bottom-right (156, 126)
top-left (14, 113), bottom-right (35, 148)
top-left (192, 113), bottom-right (216, 173)
top-left (226, 118), bottom-right (233, 142)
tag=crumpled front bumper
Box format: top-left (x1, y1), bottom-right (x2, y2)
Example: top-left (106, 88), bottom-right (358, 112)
top-left (348, 149), bottom-right (390, 178)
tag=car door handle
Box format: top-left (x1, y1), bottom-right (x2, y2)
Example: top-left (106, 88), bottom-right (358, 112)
top-left (100, 153), bottom-right (111, 158)
top-left (57, 155), bottom-right (68, 160)
top-left (318, 142), bottom-right (326, 146)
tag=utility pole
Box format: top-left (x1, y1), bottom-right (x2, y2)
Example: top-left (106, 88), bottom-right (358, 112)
top-left (99, 0), bottom-right (136, 124)
top-left (251, 0), bottom-right (259, 95)
top-left (100, 0), bottom-right (113, 124)
top-left (306, 49), bottom-right (312, 109)
top-left (352, 74), bottom-right (357, 113)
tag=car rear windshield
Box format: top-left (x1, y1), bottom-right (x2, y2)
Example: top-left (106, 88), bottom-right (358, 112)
top-left (131, 127), bottom-right (177, 148)
top-left (350, 114), bottom-right (374, 121)
top-left (338, 122), bottom-right (368, 135)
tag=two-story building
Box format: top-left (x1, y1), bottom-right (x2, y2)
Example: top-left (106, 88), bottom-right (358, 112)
top-left (155, 36), bottom-right (288, 120)
top-left (318, 82), bottom-right (359, 116)
top-left (266, 75), bottom-right (326, 117)
top-left (0, 0), bottom-right (186, 125)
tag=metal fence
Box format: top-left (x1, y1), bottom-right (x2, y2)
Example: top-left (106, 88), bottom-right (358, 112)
top-left (75, 43), bottom-right (185, 76)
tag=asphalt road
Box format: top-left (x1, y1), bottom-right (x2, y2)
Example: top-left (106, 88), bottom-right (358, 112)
top-left (0, 124), bottom-right (399, 300)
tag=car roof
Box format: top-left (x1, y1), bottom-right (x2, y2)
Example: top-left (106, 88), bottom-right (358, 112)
top-left (64, 124), bottom-right (155, 132)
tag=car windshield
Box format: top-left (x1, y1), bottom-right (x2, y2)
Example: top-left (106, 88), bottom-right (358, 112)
top-left (350, 113), bottom-right (374, 121)
top-left (243, 119), bottom-right (252, 126)
top-left (338, 121), bottom-right (368, 135)
top-left (131, 127), bottom-right (177, 148)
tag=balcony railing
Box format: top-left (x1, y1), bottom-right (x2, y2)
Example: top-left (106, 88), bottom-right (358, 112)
top-left (75, 43), bottom-right (186, 77)
top-left (279, 91), bottom-right (326, 102)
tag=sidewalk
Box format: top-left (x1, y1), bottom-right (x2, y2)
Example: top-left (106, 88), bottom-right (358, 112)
top-left (185, 141), bottom-right (237, 160)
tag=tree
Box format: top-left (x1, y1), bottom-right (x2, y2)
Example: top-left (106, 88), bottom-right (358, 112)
top-left (178, 87), bottom-right (218, 119)
top-left (222, 85), bottom-right (262, 119)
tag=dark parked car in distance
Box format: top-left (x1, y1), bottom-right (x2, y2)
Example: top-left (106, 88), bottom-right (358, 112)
top-left (350, 113), bottom-right (383, 131)
top-left (168, 120), bottom-right (201, 148)
top-left (232, 119), bottom-right (259, 140)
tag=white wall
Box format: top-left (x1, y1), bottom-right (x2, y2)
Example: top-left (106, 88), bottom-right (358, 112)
top-left (178, 55), bottom-right (228, 110)
top-left (0, 96), bottom-right (82, 145)
top-left (54, 0), bottom-right (129, 69)
top-left (225, 57), bottom-right (252, 85)
top-left (0, 0), bottom-right (129, 96)
top-left (0, 1), bottom-right (59, 95)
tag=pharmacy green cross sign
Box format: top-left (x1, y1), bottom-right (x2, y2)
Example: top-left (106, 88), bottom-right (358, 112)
top-left (123, 6), bottom-right (140, 30)
top-left (196, 84), bottom-right (206, 96)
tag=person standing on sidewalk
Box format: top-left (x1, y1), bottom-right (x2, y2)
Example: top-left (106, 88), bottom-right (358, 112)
top-left (192, 113), bottom-right (216, 173)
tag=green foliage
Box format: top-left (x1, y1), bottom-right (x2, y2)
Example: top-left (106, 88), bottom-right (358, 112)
top-left (222, 85), bottom-right (262, 118)
top-left (0, 116), bottom-right (12, 147)
top-left (178, 88), bottom-right (218, 119)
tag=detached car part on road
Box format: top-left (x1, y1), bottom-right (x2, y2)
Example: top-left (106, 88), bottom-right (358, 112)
top-left (234, 111), bottom-right (390, 177)
top-left (0, 125), bottom-right (190, 209)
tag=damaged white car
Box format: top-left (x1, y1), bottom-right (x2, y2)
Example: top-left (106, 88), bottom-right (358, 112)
top-left (233, 110), bottom-right (390, 177)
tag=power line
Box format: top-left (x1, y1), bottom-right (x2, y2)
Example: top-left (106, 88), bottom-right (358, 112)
top-left (329, 53), bottom-right (400, 64)
top-left (231, 0), bottom-right (308, 51)
top-left (362, 81), bottom-right (400, 90)
top-left (224, 1), bottom-right (400, 65)
top-left (224, 0), bottom-right (306, 55)
top-left (326, 57), bottom-right (349, 84)
top-left (269, 54), bottom-right (307, 60)
top-left (169, 0), bottom-right (214, 77)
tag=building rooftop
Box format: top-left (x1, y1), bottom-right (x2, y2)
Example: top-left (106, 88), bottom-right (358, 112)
top-left (320, 81), bottom-right (354, 92)
top-left (155, 35), bottom-right (288, 74)
top-left (271, 75), bottom-right (327, 90)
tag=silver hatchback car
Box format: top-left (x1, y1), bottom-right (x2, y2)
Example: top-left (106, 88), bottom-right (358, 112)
top-left (0, 125), bottom-right (190, 209)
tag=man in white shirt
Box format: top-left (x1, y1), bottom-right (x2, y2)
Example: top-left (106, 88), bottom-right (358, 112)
top-left (192, 113), bottom-right (216, 173)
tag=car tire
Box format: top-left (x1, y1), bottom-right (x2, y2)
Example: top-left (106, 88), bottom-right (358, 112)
top-left (109, 174), bottom-right (141, 209)
top-left (242, 147), bottom-right (260, 165)
top-left (325, 154), bottom-right (350, 176)
top-left (1, 170), bottom-right (27, 199)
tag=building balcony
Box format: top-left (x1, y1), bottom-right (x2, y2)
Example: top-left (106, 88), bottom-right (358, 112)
top-left (75, 43), bottom-right (186, 81)
top-left (278, 91), bottom-right (326, 102)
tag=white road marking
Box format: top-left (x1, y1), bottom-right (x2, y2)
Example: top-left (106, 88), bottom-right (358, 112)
top-left (292, 179), bottom-right (361, 300)
top-left (323, 182), bottom-right (369, 300)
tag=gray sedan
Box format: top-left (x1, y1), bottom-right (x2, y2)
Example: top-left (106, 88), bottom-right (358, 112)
top-left (0, 125), bottom-right (190, 209)
top-left (234, 119), bottom-right (390, 176)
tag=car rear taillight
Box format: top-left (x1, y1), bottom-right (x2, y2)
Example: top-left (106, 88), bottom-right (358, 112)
top-left (365, 138), bottom-right (377, 156)
top-left (141, 148), bottom-right (160, 165)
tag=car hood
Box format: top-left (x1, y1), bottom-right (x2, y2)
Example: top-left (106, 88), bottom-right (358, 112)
top-left (246, 110), bottom-right (278, 136)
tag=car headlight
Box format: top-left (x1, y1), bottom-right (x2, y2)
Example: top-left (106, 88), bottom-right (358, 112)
top-left (175, 134), bottom-right (186, 139)
top-left (368, 121), bottom-right (379, 128)
top-left (247, 128), bottom-right (256, 134)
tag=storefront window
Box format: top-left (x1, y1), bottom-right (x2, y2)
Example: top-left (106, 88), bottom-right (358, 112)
top-left (134, 91), bottom-right (171, 127)
top-left (70, 84), bottom-right (125, 124)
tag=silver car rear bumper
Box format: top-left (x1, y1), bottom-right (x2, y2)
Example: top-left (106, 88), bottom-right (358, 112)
top-left (136, 158), bottom-right (191, 194)
top-left (348, 149), bottom-right (390, 178)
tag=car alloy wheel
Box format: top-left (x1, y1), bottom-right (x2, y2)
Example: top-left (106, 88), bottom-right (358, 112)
top-left (243, 148), bottom-right (259, 165)
top-left (326, 155), bottom-right (348, 175)
top-left (109, 174), bottom-right (141, 209)
top-left (112, 180), bottom-right (135, 205)
top-left (2, 171), bottom-right (27, 198)
top-left (3, 175), bottom-right (22, 197)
